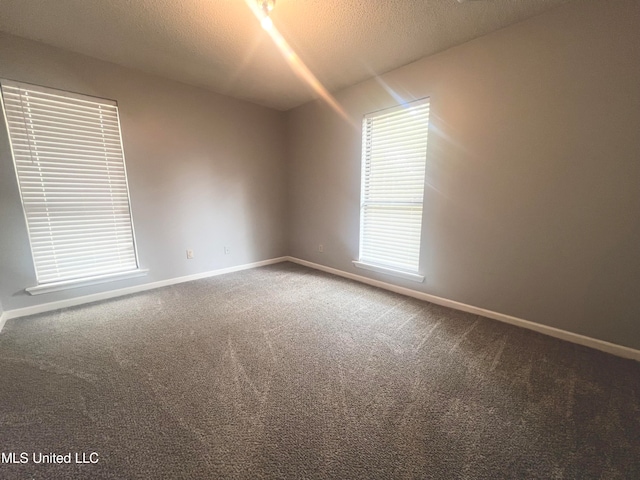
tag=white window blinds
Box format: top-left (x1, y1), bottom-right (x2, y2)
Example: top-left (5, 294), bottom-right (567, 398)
top-left (359, 98), bottom-right (430, 274)
top-left (1, 80), bottom-right (139, 285)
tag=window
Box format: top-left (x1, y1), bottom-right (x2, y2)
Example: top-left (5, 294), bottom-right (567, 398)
top-left (354, 98), bottom-right (430, 282)
top-left (1, 80), bottom-right (144, 294)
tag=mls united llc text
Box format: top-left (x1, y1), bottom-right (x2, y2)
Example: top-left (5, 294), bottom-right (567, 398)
top-left (2, 452), bottom-right (99, 464)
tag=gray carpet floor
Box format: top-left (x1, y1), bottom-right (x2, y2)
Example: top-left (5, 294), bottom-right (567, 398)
top-left (0, 262), bottom-right (638, 479)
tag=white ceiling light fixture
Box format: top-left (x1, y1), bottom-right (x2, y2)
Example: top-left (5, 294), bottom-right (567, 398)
top-left (258, 0), bottom-right (275, 30)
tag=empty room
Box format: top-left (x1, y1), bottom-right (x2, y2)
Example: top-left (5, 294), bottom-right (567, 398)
top-left (0, 0), bottom-right (639, 478)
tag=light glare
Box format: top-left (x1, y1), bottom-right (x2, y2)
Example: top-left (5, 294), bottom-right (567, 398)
top-left (261, 16), bottom-right (273, 30)
top-left (245, 0), bottom-right (355, 126)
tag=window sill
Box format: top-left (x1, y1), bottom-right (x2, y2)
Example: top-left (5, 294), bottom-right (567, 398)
top-left (26, 269), bottom-right (149, 295)
top-left (352, 261), bottom-right (424, 283)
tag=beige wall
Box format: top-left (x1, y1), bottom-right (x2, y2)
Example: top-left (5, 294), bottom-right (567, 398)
top-left (287, 0), bottom-right (640, 350)
top-left (0, 33), bottom-right (288, 310)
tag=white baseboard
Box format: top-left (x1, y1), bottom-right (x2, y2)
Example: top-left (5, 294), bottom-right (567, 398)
top-left (3, 255), bottom-right (639, 362)
top-left (1, 257), bottom-right (289, 326)
top-left (286, 256), bottom-right (640, 362)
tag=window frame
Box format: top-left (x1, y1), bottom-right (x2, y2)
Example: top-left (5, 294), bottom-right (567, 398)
top-left (353, 98), bottom-right (430, 283)
top-left (0, 79), bottom-right (146, 294)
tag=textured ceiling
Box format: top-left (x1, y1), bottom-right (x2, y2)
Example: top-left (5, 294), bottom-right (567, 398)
top-left (0, 0), bottom-right (571, 110)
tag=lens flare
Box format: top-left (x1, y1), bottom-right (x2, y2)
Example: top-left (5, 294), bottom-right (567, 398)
top-left (261, 16), bottom-right (273, 30)
top-left (245, 0), bottom-right (355, 126)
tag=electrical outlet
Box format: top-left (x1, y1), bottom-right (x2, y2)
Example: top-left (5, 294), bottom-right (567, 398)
top-left (186, 249), bottom-right (194, 259)
top-left (224, 246), bottom-right (230, 255)
top-left (318, 244), bottom-right (324, 253)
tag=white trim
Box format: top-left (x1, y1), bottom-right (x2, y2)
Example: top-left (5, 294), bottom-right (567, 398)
top-left (26, 269), bottom-right (149, 295)
top-left (353, 261), bottom-right (424, 282)
top-left (2, 257), bottom-right (288, 322)
top-left (0, 311), bottom-right (7, 334)
top-left (287, 257), bottom-right (640, 362)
